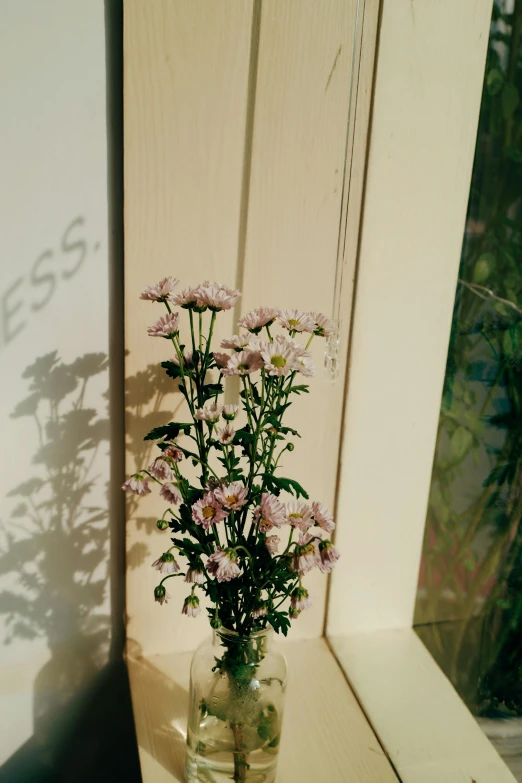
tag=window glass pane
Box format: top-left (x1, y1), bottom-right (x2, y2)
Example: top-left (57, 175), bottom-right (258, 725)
top-left (414, 1), bottom-right (522, 777)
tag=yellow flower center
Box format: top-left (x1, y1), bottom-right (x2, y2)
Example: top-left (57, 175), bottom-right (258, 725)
top-left (238, 363), bottom-right (250, 371)
top-left (289, 512), bottom-right (301, 520)
top-left (226, 495), bottom-right (238, 505)
top-left (288, 319), bottom-right (300, 327)
top-left (202, 506), bottom-right (215, 519)
top-left (270, 355), bottom-right (286, 368)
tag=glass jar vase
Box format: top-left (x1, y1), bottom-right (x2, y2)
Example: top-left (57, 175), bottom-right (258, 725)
top-left (186, 627), bottom-right (288, 783)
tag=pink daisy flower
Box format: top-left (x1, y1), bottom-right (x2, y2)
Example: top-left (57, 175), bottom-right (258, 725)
top-left (221, 333), bottom-right (256, 351)
top-left (148, 457), bottom-right (173, 482)
top-left (154, 585), bottom-right (170, 605)
top-left (147, 311), bottom-right (180, 338)
top-left (213, 352), bottom-right (230, 370)
top-left (160, 482), bottom-right (182, 505)
top-left (278, 309), bottom-right (315, 333)
top-left (286, 501), bottom-right (313, 532)
top-left (275, 334), bottom-right (306, 354)
top-left (182, 594), bottom-right (201, 617)
top-left (255, 493), bottom-right (286, 532)
top-left (122, 475), bottom-right (151, 496)
top-left (311, 312), bottom-right (336, 337)
top-left (290, 533), bottom-right (320, 574)
top-left (252, 603), bottom-right (268, 619)
top-left (192, 492), bottom-right (228, 529)
top-left (163, 445), bottom-right (184, 462)
top-left (291, 586), bottom-right (312, 612)
top-left (214, 481), bottom-right (248, 510)
top-left (194, 401), bottom-right (223, 422)
top-left (296, 353), bottom-right (316, 378)
top-left (206, 547), bottom-right (241, 582)
top-left (318, 540), bottom-right (340, 573)
top-left (238, 307), bottom-right (280, 333)
top-left (185, 567), bottom-right (205, 585)
top-left (222, 350), bottom-right (263, 376)
top-left (151, 552), bottom-right (180, 574)
top-left (265, 535), bottom-right (280, 555)
top-left (195, 281), bottom-right (241, 311)
top-left (170, 286), bottom-right (200, 308)
top-left (140, 276), bottom-right (179, 302)
top-left (312, 501), bottom-right (335, 534)
top-left (222, 404), bottom-right (239, 420)
top-left (217, 423), bottom-right (235, 445)
top-left (260, 341), bottom-right (300, 376)
top-left (172, 348), bottom-right (194, 367)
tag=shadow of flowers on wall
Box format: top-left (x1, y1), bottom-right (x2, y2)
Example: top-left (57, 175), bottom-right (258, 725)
top-left (0, 351), bottom-right (110, 735)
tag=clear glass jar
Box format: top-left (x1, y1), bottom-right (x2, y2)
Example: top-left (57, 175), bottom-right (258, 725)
top-left (186, 627), bottom-right (287, 783)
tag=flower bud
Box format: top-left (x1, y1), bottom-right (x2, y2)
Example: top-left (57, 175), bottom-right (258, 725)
top-left (286, 442), bottom-right (295, 452)
top-left (156, 519), bottom-right (169, 531)
top-left (154, 585), bottom-right (170, 605)
top-left (182, 594), bottom-right (201, 618)
top-left (210, 615), bottom-right (222, 629)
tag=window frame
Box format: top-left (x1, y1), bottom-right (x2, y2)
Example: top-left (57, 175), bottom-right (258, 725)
top-left (327, 0), bottom-right (518, 780)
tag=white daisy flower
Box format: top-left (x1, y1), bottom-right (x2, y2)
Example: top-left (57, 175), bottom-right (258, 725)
top-left (194, 401), bottom-right (223, 422)
top-left (260, 341), bottom-right (300, 376)
top-left (278, 309), bottom-right (315, 333)
top-left (238, 307), bottom-right (279, 333)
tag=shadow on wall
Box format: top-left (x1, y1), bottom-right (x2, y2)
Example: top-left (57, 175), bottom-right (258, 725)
top-left (0, 353), bottom-right (144, 783)
top-left (125, 360), bottom-right (183, 564)
top-left (0, 352), bottom-right (181, 782)
top-left (0, 352), bottom-right (111, 723)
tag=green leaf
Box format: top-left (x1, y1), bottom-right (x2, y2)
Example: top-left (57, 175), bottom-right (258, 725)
top-left (472, 253), bottom-right (495, 284)
top-left (249, 383), bottom-right (262, 406)
top-left (502, 83), bottom-right (519, 120)
top-left (266, 475), bottom-right (309, 499)
top-left (161, 360), bottom-right (181, 380)
top-left (486, 67), bottom-right (504, 96)
top-left (482, 463), bottom-right (510, 488)
top-left (288, 385), bottom-right (309, 394)
top-left (450, 426), bottom-right (473, 463)
top-left (502, 328), bottom-right (516, 357)
top-left (144, 421), bottom-right (192, 441)
top-left (278, 426), bottom-right (300, 437)
top-left (201, 383), bottom-right (224, 402)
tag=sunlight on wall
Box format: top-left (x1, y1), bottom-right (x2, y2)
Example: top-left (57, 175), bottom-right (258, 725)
top-left (0, 0), bottom-right (109, 767)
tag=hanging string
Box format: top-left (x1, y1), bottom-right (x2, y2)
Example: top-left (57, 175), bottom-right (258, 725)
top-left (325, 0), bottom-right (366, 381)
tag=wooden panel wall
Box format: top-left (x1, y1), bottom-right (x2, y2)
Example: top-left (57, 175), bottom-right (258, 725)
top-left (124, 0), bottom-right (376, 654)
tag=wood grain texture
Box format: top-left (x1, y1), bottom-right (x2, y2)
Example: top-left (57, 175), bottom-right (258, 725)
top-left (124, 0), bottom-right (254, 655)
top-left (328, 0), bottom-right (495, 637)
top-left (239, 0), bottom-right (363, 640)
top-left (127, 637), bottom-right (399, 783)
top-left (124, 0), bottom-right (377, 653)
top-left (330, 630), bottom-right (517, 783)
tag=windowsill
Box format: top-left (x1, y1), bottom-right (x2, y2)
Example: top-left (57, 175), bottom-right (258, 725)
top-left (127, 636), bottom-right (398, 782)
top-left (329, 628), bottom-right (518, 783)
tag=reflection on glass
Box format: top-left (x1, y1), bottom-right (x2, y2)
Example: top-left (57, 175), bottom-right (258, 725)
top-left (414, 0), bottom-right (522, 777)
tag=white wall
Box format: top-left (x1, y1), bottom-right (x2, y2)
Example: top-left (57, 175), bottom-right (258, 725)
top-left (0, 0), bottom-right (110, 766)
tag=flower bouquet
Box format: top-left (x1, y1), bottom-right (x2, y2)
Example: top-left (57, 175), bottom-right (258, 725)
top-left (123, 278), bottom-right (340, 783)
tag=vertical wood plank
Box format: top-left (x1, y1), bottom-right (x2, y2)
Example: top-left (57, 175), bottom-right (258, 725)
top-left (240, 0), bottom-right (360, 639)
top-left (124, 0), bottom-right (254, 654)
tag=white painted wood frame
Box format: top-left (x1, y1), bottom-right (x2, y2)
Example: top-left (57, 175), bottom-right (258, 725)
top-left (328, 0), bottom-right (517, 781)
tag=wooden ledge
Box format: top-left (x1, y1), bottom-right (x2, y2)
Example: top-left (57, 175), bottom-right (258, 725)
top-left (330, 629), bottom-right (518, 783)
top-left (127, 636), bottom-right (398, 782)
